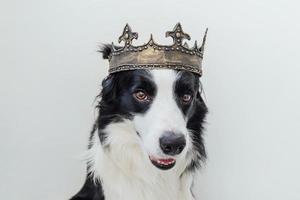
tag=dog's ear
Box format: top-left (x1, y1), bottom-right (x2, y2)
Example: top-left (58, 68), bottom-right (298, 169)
top-left (99, 44), bottom-right (124, 105)
top-left (196, 89), bottom-right (205, 104)
top-left (99, 44), bottom-right (113, 59)
top-left (100, 74), bottom-right (119, 104)
top-left (98, 44), bottom-right (118, 101)
top-left (99, 44), bottom-right (122, 60)
top-left (195, 81), bottom-right (207, 112)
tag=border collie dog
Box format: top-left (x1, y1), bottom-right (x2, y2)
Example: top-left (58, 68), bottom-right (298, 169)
top-left (71, 46), bottom-right (208, 200)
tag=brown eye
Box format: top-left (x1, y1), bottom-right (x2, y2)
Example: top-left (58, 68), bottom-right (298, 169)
top-left (134, 91), bottom-right (149, 101)
top-left (182, 94), bottom-right (192, 103)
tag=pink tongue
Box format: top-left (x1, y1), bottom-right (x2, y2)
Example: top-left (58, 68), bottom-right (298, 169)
top-left (158, 158), bottom-right (174, 163)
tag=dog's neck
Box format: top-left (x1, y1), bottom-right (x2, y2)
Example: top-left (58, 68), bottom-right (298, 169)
top-left (86, 119), bottom-right (195, 200)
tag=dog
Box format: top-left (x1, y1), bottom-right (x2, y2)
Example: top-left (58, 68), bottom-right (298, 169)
top-left (70, 45), bottom-right (208, 200)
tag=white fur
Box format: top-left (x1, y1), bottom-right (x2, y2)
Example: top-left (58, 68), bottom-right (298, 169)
top-left (86, 70), bottom-right (195, 200)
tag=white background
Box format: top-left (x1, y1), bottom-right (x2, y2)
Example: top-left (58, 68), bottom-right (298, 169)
top-left (1, 0), bottom-right (300, 199)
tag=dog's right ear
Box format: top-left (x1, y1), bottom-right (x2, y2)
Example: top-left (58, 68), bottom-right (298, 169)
top-left (99, 44), bottom-right (113, 59)
top-left (99, 44), bottom-right (122, 59)
top-left (99, 44), bottom-right (123, 104)
top-left (100, 74), bottom-right (119, 104)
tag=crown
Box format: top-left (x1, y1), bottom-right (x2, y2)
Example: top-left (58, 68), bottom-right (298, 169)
top-left (105, 23), bottom-right (208, 76)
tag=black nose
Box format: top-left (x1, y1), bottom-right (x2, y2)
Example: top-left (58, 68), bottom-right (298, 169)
top-left (159, 132), bottom-right (186, 156)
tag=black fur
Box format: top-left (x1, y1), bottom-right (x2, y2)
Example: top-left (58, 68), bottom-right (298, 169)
top-left (175, 71), bottom-right (208, 172)
top-left (99, 44), bottom-right (122, 59)
top-left (99, 44), bottom-right (112, 59)
top-left (97, 70), bottom-right (156, 145)
top-left (70, 174), bottom-right (104, 200)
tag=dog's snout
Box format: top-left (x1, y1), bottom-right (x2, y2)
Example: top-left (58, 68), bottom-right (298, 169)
top-left (159, 132), bottom-right (186, 156)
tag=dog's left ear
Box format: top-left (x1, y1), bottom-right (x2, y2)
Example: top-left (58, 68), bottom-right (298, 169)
top-left (195, 80), bottom-right (207, 110)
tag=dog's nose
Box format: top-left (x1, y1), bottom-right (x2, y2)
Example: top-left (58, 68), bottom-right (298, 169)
top-left (159, 132), bottom-right (186, 156)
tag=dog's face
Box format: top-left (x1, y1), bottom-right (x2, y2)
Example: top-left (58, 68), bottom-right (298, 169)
top-left (98, 69), bottom-right (207, 171)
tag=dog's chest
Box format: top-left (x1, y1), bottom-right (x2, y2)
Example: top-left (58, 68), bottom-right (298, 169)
top-left (98, 155), bottom-right (194, 200)
top-left (102, 177), bottom-right (177, 200)
top-left (101, 170), bottom-right (192, 200)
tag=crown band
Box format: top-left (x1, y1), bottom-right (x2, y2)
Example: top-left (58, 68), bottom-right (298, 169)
top-left (105, 23), bottom-right (207, 76)
top-left (109, 64), bottom-right (202, 75)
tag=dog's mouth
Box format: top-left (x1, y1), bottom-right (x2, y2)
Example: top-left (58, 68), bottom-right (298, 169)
top-left (149, 156), bottom-right (176, 170)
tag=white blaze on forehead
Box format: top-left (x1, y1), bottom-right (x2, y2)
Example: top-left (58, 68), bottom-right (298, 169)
top-left (134, 69), bottom-right (190, 157)
top-left (149, 69), bottom-right (185, 130)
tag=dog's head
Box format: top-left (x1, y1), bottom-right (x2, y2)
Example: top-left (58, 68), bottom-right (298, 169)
top-left (95, 46), bottom-right (207, 172)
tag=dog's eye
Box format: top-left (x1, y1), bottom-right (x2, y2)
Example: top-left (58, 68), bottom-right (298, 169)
top-left (134, 91), bottom-right (150, 102)
top-left (181, 94), bottom-right (192, 104)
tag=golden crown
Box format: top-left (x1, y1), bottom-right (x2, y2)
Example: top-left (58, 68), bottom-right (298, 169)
top-left (105, 23), bottom-right (207, 76)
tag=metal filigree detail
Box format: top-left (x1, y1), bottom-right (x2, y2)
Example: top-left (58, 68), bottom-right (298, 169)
top-left (118, 24), bottom-right (138, 46)
top-left (107, 23), bottom-right (208, 76)
top-left (109, 64), bottom-right (202, 76)
top-left (199, 28), bottom-right (208, 53)
top-left (166, 23), bottom-right (191, 45)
